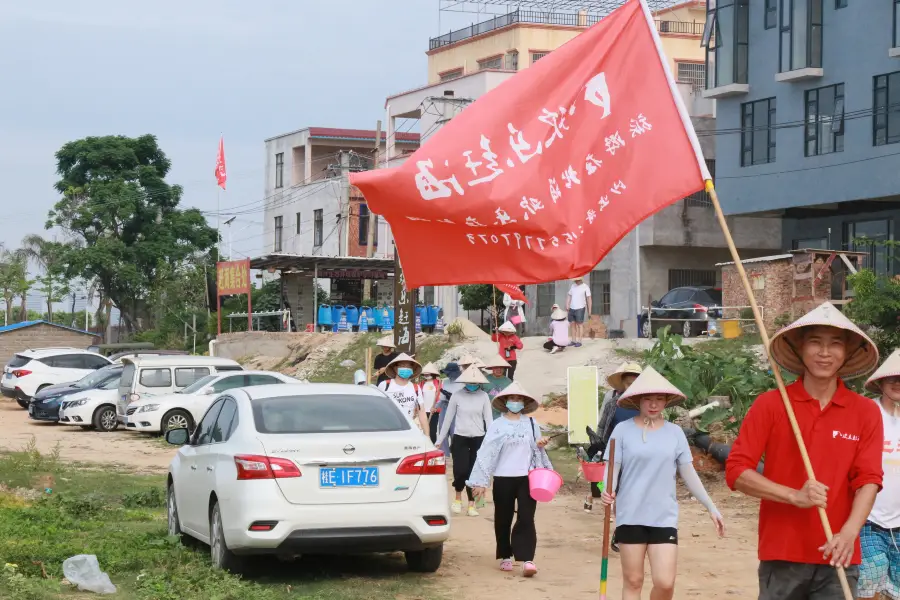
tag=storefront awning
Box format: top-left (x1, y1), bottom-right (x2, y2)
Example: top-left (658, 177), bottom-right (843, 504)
top-left (250, 253), bottom-right (395, 279)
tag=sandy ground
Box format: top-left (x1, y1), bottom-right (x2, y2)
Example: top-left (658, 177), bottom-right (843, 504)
top-left (0, 397), bottom-right (760, 599)
top-left (0, 400), bottom-right (176, 472)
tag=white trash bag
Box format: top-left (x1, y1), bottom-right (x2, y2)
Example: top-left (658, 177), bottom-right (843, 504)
top-left (62, 554), bottom-right (117, 595)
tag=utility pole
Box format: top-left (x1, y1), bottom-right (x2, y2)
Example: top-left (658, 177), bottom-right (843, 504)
top-left (192, 313), bottom-right (197, 355)
top-left (224, 216), bottom-right (236, 260)
top-left (340, 151), bottom-right (351, 257)
top-left (364, 120), bottom-right (381, 302)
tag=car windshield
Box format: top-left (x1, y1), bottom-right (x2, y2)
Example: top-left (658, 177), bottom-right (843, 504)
top-left (252, 394), bottom-right (410, 434)
top-left (74, 365), bottom-right (119, 388)
top-left (179, 375), bottom-right (217, 394)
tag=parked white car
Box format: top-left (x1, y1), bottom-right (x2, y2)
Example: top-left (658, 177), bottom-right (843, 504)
top-left (164, 383), bottom-right (449, 573)
top-left (58, 386), bottom-right (121, 431)
top-left (2, 348), bottom-right (112, 408)
top-left (126, 371), bottom-right (300, 434)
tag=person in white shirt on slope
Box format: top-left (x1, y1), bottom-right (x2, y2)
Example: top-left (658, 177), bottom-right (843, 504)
top-left (377, 353), bottom-right (429, 434)
top-left (566, 276), bottom-right (592, 348)
top-left (859, 350), bottom-right (900, 600)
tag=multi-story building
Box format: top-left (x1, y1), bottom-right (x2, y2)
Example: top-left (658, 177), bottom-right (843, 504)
top-left (706, 0), bottom-right (900, 277)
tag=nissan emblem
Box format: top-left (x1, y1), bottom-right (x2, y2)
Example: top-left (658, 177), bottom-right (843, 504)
top-left (343, 445), bottom-right (355, 455)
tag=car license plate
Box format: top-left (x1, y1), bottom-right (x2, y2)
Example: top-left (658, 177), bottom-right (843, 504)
top-left (4, 373), bottom-right (11, 379)
top-left (319, 467), bottom-right (379, 488)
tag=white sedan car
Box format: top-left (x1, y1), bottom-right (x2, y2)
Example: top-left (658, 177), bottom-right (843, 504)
top-left (58, 387), bottom-right (120, 431)
top-left (126, 371), bottom-right (299, 434)
top-left (164, 383), bottom-right (450, 573)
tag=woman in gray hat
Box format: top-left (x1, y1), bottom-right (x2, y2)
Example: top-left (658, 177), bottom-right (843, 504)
top-left (436, 365), bottom-right (493, 517)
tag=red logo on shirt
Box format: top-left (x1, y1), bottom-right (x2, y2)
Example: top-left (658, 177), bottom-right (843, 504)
top-left (832, 430), bottom-right (860, 442)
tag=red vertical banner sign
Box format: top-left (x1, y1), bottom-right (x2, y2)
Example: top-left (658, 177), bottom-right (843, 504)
top-left (216, 259), bottom-right (252, 335)
top-left (350, 0), bottom-right (708, 289)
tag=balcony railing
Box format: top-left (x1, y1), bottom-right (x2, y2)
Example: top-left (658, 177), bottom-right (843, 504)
top-left (429, 9), bottom-right (704, 50)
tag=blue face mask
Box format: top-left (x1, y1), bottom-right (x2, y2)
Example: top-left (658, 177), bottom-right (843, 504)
top-left (506, 401), bottom-right (525, 413)
top-left (397, 368), bottom-right (414, 379)
top-left (465, 383), bottom-right (481, 392)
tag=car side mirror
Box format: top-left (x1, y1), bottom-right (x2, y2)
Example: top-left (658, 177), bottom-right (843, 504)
top-left (204, 388), bottom-right (216, 395)
top-left (165, 428), bottom-right (189, 446)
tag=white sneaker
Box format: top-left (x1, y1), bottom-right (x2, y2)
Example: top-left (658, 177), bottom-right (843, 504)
top-left (451, 500), bottom-right (462, 514)
top-left (467, 506), bottom-right (480, 517)
top-left (550, 347), bottom-right (559, 354)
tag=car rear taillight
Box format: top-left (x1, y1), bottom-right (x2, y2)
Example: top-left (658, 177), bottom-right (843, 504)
top-left (12, 370), bottom-right (31, 378)
top-left (424, 516), bottom-right (448, 526)
top-left (234, 455), bottom-right (301, 480)
top-left (248, 521), bottom-right (278, 531)
top-left (396, 450), bottom-right (446, 475)
top-left (692, 304), bottom-right (708, 312)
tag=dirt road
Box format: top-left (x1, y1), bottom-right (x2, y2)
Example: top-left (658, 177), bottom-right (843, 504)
top-left (0, 398), bottom-right (760, 598)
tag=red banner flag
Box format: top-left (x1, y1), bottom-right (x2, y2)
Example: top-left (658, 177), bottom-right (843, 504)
top-left (215, 136), bottom-right (227, 190)
top-left (496, 284), bottom-right (528, 305)
top-left (350, 0), bottom-right (708, 289)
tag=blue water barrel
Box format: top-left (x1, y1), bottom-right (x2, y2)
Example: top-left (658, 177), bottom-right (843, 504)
top-left (424, 305), bottom-right (439, 326)
top-left (388, 307), bottom-right (395, 327)
top-left (361, 306), bottom-right (374, 326)
top-left (331, 305), bottom-right (344, 327)
top-left (345, 305), bottom-right (359, 327)
top-left (318, 304), bottom-right (333, 327)
top-left (377, 307), bottom-right (390, 329)
top-left (414, 305), bottom-right (425, 325)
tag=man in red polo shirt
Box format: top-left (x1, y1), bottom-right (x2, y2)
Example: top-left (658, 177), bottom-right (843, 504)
top-left (726, 302), bottom-right (884, 599)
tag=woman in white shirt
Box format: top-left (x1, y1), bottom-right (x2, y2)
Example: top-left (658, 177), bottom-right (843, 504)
top-left (859, 350), bottom-right (900, 600)
top-left (436, 365), bottom-right (493, 517)
top-left (377, 353), bottom-right (429, 434)
top-left (468, 383), bottom-right (553, 578)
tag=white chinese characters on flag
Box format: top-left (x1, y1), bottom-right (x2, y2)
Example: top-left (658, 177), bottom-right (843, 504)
top-left (350, 0), bottom-right (709, 289)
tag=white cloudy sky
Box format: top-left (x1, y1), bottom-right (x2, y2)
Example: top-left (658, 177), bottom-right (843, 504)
top-left (0, 0), bottom-right (481, 272)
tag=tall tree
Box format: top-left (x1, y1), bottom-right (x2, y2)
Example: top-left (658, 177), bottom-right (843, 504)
top-left (0, 250), bottom-right (29, 325)
top-left (47, 135), bottom-right (218, 333)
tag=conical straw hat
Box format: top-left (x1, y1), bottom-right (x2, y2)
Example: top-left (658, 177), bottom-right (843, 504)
top-left (865, 349), bottom-right (900, 393)
top-left (607, 362), bottom-right (643, 392)
top-left (384, 353), bottom-right (422, 379)
top-left (550, 308), bottom-right (567, 320)
top-left (421, 362), bottom-right (441, 377)
top-left (458, 354), bottom-right (484, 368)
top-left (456, 365), bottom-right (489, 385)
top-left (497, 321), bottom-right (517, 333)
top-left (770, 302), bottom-right (878, 379)
top-left (617, 366), bottom-right (686, 409)
top-left (481, 355), bottom-right (511, 369)
top-left (376, 336), bottom-right (396, 349)
top-left (492, 381), bottom-right (540, 415)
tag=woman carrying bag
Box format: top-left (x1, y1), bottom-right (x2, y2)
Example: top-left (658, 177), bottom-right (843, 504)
top-left (601, 366), bottom-right (725, 600)
top-left (468, 382), bottom-right (553, 578)
top-left (436, 365), bottom-right (493, 517)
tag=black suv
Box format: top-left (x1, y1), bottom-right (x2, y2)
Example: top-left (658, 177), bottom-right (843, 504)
top-left (640, 286), bottom-right (723, 338)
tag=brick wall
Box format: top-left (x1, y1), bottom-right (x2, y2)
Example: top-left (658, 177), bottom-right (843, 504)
top-left (0, 324), bottom-right (99, 363)
top-left (348, 189), bottom-right (377, 258)
top-left (721, 259), bottom-right (793, 333)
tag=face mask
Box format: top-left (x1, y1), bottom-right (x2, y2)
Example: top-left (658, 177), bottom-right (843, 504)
top-left (506, 401), bottom-right (525, 413)
top-left (397, 368), bottom-right (414, 379)
top-left (465, 383), bottom-right (481, 392)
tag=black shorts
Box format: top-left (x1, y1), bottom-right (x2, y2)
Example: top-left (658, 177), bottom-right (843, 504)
top-left (615, 525), bottom-right (678, 545)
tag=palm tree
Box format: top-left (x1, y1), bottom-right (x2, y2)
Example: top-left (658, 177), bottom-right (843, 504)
top-left (20, 234), bottom-right (77, 322)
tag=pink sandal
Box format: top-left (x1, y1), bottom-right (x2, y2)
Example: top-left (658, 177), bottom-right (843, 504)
top-left (499, 559), bottom-right (514, 572)
top-left (523, 561), bottom-right (538, 577)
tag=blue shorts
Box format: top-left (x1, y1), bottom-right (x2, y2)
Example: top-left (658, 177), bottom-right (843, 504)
top-left (860, 521), bottom-right (900, 600)
top-left (568, 308), bottom-right (586, 323)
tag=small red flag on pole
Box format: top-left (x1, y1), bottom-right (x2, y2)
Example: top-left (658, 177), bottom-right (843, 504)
top-left (215, 136), bottom-right (227, 190)
top-left (350, 0), bottom-right (709, 289)
top-left (495, 284), bottom-right (528, 305)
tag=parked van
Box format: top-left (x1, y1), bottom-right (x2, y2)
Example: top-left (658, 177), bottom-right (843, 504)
top-left (116, 356), bottom-right (243, 424)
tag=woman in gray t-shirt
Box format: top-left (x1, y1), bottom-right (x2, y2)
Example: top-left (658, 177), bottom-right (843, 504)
top-left (601, 366), bottom-right (725, 600)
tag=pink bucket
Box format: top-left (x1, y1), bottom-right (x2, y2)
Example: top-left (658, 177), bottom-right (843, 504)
top-left (580, 461), bottom-right (607, 483)
top-left (528, 468), bottom-right (563, 502)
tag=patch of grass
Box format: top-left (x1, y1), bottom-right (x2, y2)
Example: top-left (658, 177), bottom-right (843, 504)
top-left (547, 446), bottom-right (582, 492)
top-left (412, 335), bottom-right (453, 367)
top-left (613, 347), bottom-right (643, 361)
top-left (0, 447), bottom-right (444, 600)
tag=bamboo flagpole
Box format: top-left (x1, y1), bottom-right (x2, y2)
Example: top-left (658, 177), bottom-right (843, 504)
top-left (599, 439), bottom-right (615, 600)
top-left (636, 1), bottom-right (853, 598)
